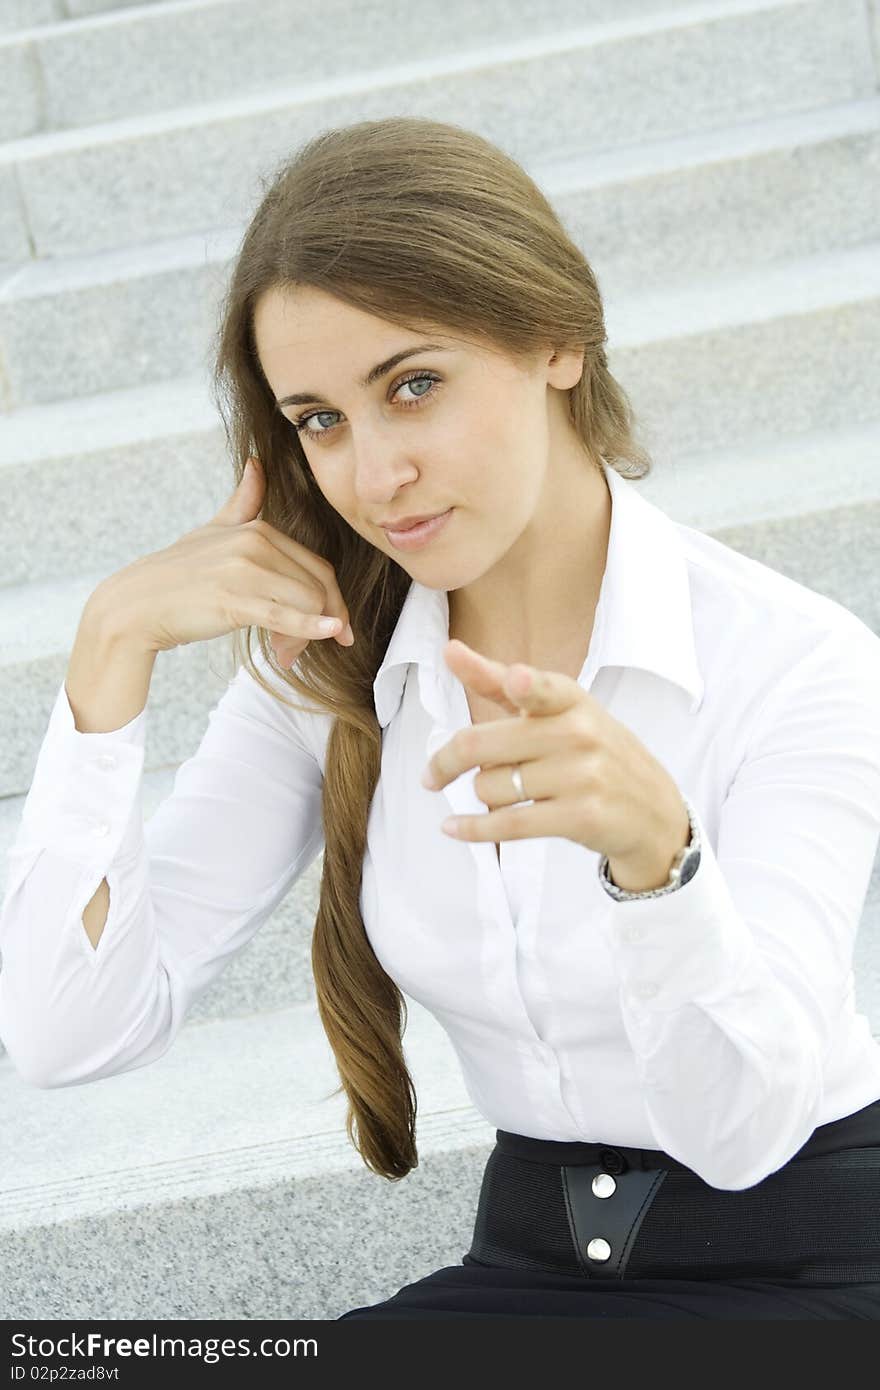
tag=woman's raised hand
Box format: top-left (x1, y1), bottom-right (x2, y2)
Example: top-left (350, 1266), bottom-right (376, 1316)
top-left (95, 456), bottom-right (354, 667)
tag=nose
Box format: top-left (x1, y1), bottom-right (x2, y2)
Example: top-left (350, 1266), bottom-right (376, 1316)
top-left (350, 424), bottom-right (419, 507)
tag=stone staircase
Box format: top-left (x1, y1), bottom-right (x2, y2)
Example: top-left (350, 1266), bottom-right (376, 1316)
top-left (1, 0), bottom-right (878, 1319)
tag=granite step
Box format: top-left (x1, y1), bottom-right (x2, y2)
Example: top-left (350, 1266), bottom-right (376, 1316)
top-left (0, 0), bottom-right (713, 141)
top-left (0, 0), bottom-right (163, 40)
top-left (0, 990), bottom-right (497, 1319)
top-left (0, 0), bottom-right (871, 261)
top-left (2, 97), bottom-right (879, 408)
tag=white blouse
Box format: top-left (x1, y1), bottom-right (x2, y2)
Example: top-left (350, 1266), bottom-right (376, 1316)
top-left (2, 459), bottom-right (880, 1191)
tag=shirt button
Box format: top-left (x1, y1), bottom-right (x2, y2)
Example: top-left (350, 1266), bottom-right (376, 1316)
top-left (95, 754), bottom-right (117, 770)
top-left (622, 925), bottom-right (645, 943)
top-left (634, 981), bottom-right (659, 1000)
top-left (92, 821), bottom-right (111, 837)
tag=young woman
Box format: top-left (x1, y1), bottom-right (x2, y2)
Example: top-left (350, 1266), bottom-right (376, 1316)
top-left (3, 117), bottom-right (879, 1319)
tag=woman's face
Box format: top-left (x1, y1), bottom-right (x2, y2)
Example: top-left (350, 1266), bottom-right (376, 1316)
top-left (253, 283), bottom-right (584, 589)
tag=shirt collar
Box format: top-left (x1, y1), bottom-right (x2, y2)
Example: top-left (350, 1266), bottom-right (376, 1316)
top-left (373, 457), bottom-right (705, 728)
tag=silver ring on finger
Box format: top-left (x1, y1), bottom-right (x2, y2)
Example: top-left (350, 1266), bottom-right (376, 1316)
top-left (510, 764), bottom-right (526, 802)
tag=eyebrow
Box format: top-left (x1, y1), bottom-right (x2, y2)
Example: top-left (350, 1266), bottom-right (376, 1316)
top-left (274, 343), bottom-right (452, 409)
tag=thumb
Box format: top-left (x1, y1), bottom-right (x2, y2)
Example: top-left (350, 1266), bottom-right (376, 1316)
top-left (213, 456), bottom-right (264, 526)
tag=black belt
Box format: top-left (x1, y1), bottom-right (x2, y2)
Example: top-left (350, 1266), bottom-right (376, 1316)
top-left (468, 1099), bottom-right (880, 1282)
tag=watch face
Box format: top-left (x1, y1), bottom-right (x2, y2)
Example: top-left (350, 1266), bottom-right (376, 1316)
top-left (680, 847), bottom-right (701, 886)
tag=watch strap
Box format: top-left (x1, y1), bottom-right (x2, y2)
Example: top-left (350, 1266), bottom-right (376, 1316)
top-left (598, 796), bottom-right (702, 902)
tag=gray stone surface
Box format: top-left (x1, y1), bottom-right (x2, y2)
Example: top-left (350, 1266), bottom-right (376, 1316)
top-left (0, 0), bottom-right (61, 32)
top-left (2, 105), bottom-right (880, 408)
top-left (553, 100), bottom-right (880, 294)
top-left (857, 876), bottom-right (880, 1029)
top-left (0, 33), bottom-right (42, 143)
top-left (0, 1131), bottom-right (495, 1319)
top-left (64, 0), bottom-right (169, 16)
top-left (0, 995), bottom-right (496, 1319)
top-left (3, 0), bottom-right (874, 259)
top-left (607, 250), bottom-right (880, 460)
top-left (0, 0), bottom-right (168, 38)
top-left (0, 229), bottom-right (237, 407)
top-left (0, 175), bottom-right (31, 267)
top-left (0, 385), bottom-right (227, 590)
top-left (1, 0), bottom-right (710, 139)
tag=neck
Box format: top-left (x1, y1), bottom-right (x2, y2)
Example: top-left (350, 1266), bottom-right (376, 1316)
top-left (447, 447), bottom-right (611, 671)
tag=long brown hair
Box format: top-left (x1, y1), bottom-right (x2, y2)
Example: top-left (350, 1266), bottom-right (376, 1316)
top-left (211, 116), bottom-right (651, 1181)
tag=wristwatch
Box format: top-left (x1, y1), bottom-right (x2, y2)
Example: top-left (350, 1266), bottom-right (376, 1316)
top-left (597, 796), bottom-right (702, 902)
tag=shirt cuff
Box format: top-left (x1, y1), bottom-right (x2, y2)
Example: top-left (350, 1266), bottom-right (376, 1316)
top-left (595, 801), bottom-right (756, 1014)
top-left (12, 677), bottom-right (147, 870)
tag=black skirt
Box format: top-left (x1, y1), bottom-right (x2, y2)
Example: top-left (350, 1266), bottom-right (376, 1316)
top-left (338, 1098), bottom-right (880, 1319)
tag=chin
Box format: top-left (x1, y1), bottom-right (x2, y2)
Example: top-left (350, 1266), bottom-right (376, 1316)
top-left (439, 560), bottom-right (496, 593)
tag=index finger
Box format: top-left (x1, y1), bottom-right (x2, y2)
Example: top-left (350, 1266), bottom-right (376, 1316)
top-left (443, 639), bottom-right (526, 717)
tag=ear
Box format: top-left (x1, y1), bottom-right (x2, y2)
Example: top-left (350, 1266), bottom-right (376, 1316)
top-left (547, 344), bottom-right (586, 391)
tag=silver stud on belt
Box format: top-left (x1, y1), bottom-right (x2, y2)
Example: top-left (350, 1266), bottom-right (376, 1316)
top-left (586, 1237), bottom-right (613, 1262)
top-left (592, 1172), bottom-right (617, 1199)
top-left (585, 1170), bottom-right (616, 1262)
top-left (562, 1155), bottom-right (667, 1277)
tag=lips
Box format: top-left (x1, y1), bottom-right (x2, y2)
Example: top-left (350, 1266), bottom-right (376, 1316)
top-left (381, 512), bottom-right (447, 531)
top-left (382, 508), bottom-right (454, 551)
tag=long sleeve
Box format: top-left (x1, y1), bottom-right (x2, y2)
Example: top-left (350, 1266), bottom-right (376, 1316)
top-left (0, 645), bottom-right (326, 1088)
top-left (596, 620), bottom-right (880, 1191)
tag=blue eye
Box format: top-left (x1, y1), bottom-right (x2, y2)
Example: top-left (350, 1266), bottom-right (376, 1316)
top-left (292, 371), bottom-right (442, 442)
